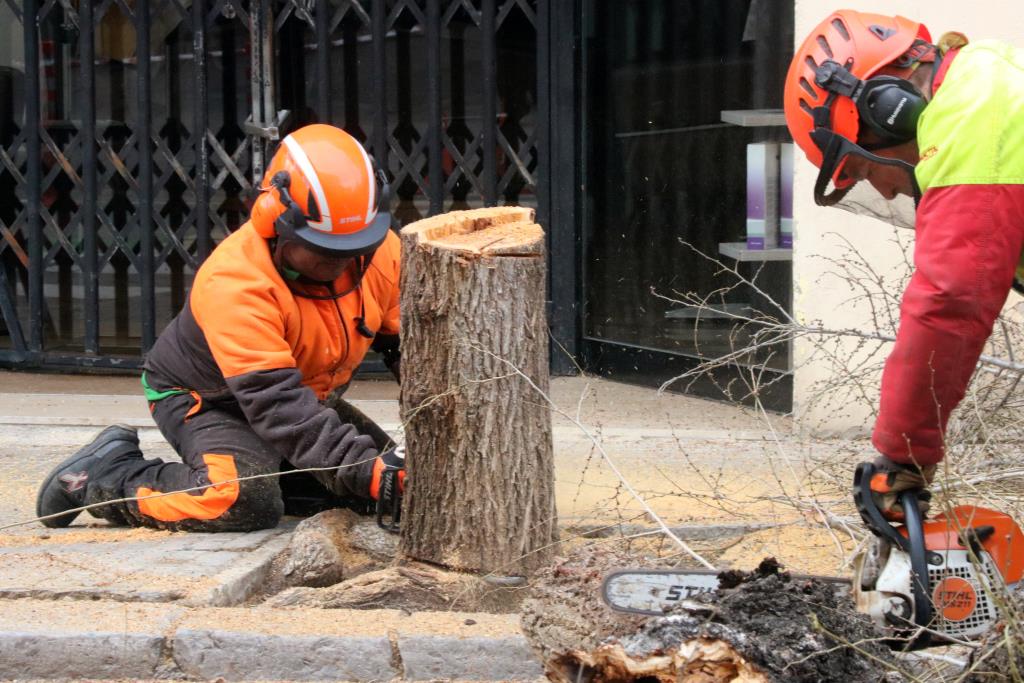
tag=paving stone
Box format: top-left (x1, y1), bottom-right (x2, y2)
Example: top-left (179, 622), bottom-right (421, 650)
top-left (398, 635), bottom-right (543, 681)
top-left (172, 629), bottom-right (397, 681)
top-left (183, 526), bottom-right (291, 552)
top-left (0, 527), bottom-right (291, 606)
top-left (201, 532), bottom-right (292, 606)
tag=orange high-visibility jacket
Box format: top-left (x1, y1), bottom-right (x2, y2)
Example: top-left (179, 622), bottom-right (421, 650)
top-left (143, 221), bottom-right (400, 476)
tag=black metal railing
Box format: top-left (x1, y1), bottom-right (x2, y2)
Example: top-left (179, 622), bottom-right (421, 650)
top-left (0, 0), bottom-right (559, 371)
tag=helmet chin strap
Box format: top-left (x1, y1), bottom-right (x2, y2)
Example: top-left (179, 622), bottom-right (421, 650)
top-left (269, 244), bottom-right (375, 337)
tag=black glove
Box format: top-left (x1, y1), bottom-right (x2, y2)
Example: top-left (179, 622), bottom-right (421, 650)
top-left (371, 445), bottom-right (405, 532)
top-left (328, 432), bottom-right (380, 500)
top-left (866, 455), bottom-right (936, 521)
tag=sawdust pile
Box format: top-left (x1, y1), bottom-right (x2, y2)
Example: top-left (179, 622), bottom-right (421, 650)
top-left (522, 552), bottom-right (905, 683)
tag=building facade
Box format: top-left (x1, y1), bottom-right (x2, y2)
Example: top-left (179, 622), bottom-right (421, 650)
top-left (1, 1), bottom-right (1014, 425)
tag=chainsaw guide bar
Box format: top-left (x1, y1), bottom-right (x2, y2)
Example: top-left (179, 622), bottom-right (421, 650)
top-left (601, 568), bottom-right (852, 617)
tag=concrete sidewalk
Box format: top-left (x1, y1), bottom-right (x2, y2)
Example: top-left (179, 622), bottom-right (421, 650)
top-left (0, 371), bottom-right (783, 439)
top-left (0, 371), bottom-right (860, 681)
top-left (0, 373), bottom-right (810, 536)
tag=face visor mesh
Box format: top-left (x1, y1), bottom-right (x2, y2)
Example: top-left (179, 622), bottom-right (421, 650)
top-left (810, 126), bottom-right (920, 230)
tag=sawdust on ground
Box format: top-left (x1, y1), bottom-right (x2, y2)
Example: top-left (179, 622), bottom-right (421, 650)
top-left (190, 604), bottom-right (522, 637)
top-left (1, 598), bottom-right (181, 632)
top-left (0, 526), bottom-right (174, 547)
top-left (715, 523), bottom-right (856, 577)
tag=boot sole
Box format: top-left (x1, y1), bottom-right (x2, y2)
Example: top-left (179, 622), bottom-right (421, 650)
top-left (36, 425), bottom-right (139, 527)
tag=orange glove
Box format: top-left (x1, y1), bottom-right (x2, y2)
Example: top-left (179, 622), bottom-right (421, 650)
top-left (371, 446), bottom-right (405, 533)
top-left (369, 446), bottom-right (406, 500)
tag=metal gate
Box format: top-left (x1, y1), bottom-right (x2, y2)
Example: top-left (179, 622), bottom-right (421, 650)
top-left (0, 0), bottom-right (558, 371)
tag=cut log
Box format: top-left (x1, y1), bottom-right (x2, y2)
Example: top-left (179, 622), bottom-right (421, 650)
top-left (522, 553), bottom-right (904, 683)
top-left (398, 207), bottom-right (557, 576)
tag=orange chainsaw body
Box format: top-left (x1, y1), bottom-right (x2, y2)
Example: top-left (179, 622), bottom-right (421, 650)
top-left (907, 506), bottom-right (1024, 585)
top-left (856, 503), bottom-right (1024, 643)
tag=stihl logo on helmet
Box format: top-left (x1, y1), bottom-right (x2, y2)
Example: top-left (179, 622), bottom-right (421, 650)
top-left (262, 124), bottom-right (392, 257)
top-left (280, 133), bottom-right (377, 234)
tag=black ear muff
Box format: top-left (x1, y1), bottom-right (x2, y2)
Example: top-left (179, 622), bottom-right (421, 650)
top-left (815, 60), bottom-right (927, 147)
top-left (368, 155), bottom-right (393, 228)
top-left (856, 76), bottom-right (927, 144)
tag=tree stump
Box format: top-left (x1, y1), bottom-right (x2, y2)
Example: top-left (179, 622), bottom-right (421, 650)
top-left (398, 207), bottom-right (557, 576)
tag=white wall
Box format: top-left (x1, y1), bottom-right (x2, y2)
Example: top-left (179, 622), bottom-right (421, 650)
top-left (792, 1), bottom-right (1024, 435)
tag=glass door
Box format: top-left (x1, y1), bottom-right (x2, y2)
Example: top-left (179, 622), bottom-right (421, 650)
top-left (579, 0), bottom-right (794, 410)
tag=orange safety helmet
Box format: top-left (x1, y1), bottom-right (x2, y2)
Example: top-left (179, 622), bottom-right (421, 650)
top-left (259, 124), bottom-right (391, 256)
top-left (784, 10), bottom-right (932, 205)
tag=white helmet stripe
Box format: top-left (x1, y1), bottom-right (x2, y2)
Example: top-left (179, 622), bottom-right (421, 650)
top-left (356, 140), bottom-right (377, 225)
top-left (283, 135), bottom-right (331, 232)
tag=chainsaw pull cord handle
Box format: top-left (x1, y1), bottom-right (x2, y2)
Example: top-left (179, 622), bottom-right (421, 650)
top-left (901, 490), bottom-right (933, 650)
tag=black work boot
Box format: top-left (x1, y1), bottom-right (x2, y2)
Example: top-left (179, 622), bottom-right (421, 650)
top-left (36, 424), bottom-right (140, 528)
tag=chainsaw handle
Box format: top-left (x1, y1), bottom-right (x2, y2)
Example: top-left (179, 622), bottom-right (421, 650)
top-left (853, 462), bottom-right (910, 553)
top-left (855, 463), bottom-right (934, 649)
top-left (901, 489), bottom-right (933, 649)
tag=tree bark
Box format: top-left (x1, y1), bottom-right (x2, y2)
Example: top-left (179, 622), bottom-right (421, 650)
top-left (398, 207), bottom-right (557, 575)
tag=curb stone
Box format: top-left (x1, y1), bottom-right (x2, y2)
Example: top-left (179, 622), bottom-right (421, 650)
top-left (398, 635), bottom-right (543, 681)
top-left (172, 629), bottom-right (397, 681)
top-left (199, 531), bottom-right (293, 606)
top-left (0, 600), bottom-right (542, 681)
top-left (0, 632), bottom-right (166, 679)
top-left (0, 601), bottom-right (184, 680)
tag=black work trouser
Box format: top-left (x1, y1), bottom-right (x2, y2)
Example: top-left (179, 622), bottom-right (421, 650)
top-left (85, 391), bottom-right (392, 532)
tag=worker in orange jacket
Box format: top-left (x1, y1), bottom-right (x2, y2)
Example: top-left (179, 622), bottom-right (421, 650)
top-left (36, 124), bottom-right (406, 532)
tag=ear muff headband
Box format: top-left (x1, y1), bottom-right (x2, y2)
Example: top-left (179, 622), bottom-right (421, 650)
top-left (268, 171), bottom-right (306, 243)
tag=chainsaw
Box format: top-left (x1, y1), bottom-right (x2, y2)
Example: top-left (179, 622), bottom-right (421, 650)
top-left (601, 462), bottom-right (1024, 650)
